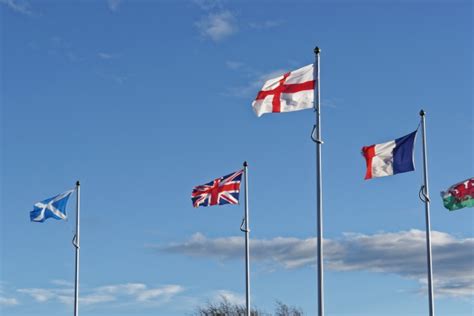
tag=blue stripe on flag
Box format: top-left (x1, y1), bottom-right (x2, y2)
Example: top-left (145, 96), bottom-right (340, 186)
top-left (393, 131), bottom-right (417, 175)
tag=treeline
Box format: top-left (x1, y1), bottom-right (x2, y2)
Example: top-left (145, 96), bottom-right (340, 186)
top-left (192, 297), bottom-right (303, 316)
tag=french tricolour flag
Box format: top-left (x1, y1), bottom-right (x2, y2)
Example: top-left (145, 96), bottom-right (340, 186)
top-left (362, 131), bottom-right (418, 180)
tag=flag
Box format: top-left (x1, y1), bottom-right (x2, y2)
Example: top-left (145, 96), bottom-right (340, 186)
top-left (252, 64), bottom-right (315, 117)
top-left (362, 131), bottom-right (417, 180)
top-left (30, 189), bottom-right (75, 222)
top-left (191, 170), bottom-right (243, 208)
top-left (441, 177), bottom-right (474, 211)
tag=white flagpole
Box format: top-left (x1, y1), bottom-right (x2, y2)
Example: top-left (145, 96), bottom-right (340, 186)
top-left (73, 180), bottom-right (81, 316)
top-left (313, 46), bottom-right (325, 316)
top-left (243, 161), bottom-right (251, 316)
top-left (419, 110), bottom-right (435, 316)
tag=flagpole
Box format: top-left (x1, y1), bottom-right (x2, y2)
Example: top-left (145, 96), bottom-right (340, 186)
top-left (314, 46), bottom-right (324, 316)
top-left (419, 110), bottom-right (435, 316)
top-left (73, 180), bottom-right (81, 316)
top-left (243, 161), bottom-right (251, 316)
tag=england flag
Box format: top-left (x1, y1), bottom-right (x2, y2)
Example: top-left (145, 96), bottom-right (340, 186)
top-left (252, 64), bottom-right (315, 117)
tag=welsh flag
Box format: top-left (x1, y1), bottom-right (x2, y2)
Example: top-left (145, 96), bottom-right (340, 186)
top-left (441, 177), bottom-right (474, 211)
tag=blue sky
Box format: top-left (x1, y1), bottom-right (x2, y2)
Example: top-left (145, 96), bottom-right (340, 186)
top-left (0, 0), bottom-right (472, 315)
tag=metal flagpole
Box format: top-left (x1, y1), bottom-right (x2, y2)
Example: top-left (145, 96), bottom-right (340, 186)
top-left (419, 110), bottom-right (435, 316)
top-left (313, 46), bottom-right (324, 316)
top-left (241, 161), bottom-right (251, 316)
top-left (73, 180), bottom-right (81, 316)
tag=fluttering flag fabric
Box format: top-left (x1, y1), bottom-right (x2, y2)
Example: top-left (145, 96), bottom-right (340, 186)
top-left (441, 177), bottom-right (474, 211)
top-left (30, 189), bottom-right (75, 222)
top-left (362, 131), bottom-right (417, 180)
top-left (252, 64), bottom-right (315, 117)
top-left (191, 170), bottom-right (243, 208)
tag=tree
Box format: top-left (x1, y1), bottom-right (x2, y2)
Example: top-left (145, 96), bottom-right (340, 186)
top-left (274, 301), bottom-right (304, 316)
top-left (192, 297), bottom-right (303, 316)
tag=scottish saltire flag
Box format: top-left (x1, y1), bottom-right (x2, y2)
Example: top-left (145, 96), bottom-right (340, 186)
top-left (252, 64), bottom-right (315, 117)
top-left (362, 131), bottom-right (417, 180)
top-left (191, 170), bottom-right (243, 208)
top-left (30, 189), bottom-right (75, 222)
top-left (441, 177), bottom-right (474, 211)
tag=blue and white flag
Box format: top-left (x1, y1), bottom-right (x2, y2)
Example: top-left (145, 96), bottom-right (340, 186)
top-left (30, 189), bottom-right (75, 222)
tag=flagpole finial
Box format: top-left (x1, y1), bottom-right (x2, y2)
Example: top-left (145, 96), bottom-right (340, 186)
top-left (420, 109), bottom-right (426, 117)
top-left (243, 161), bottom-right (248, 167)
top-left (314, 46), bottom-right (320, 55)
top-left (76, 180), bottom-right (80, 186)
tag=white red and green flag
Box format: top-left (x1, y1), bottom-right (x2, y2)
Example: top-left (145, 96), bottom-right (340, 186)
top-left (252, 64), bottom-right (315, 117)
top-left (441, 177), bottom-right (474, 211)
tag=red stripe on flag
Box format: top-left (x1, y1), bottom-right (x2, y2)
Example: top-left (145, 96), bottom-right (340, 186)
top-left (362, 145), bottom-right (376, 180)
top-left (281, 80), bottom-right (315, 94)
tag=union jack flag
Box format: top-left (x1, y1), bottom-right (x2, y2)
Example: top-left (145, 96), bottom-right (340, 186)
top-left (191, 170), bottom-right (243, 208)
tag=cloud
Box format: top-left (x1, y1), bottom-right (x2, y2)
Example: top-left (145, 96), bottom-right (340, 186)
top-left (159, 230), bottom-right (474, 298)
top-left (47, 36), bottom-right (84, 63)
top-left (107, 0), bottom-right (121, 12)
top-left (96, 283), bottom-right (147, 295)
top-left (224, 67), bottom-right (287, 98)
top-left (213, 290), bottom-right (245, 305)
top-left (136, 285), bottom-right (183, 302)
top-left (96, 71), bottom-right (127, 84)
top-left (193, 0), bottom-right (223, 11)
top-left (98, 52), bottom-right (115, 60)
top-left (248, 20), bottom-right (282, 30)
top-left (0, 0), bottom-right (33, 15)
top-left (0, 296), bottom-right (19, 306)
top-left (17, 282), bottom-right (184, 306)
top-left (195, 11), bottom-right (237, 42)
top-left (225, 61), bottom-right (245, 71)
top-left (51, 280), bottom-right (74, 287)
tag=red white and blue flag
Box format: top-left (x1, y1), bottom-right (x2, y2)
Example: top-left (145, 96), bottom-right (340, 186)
top-left (191, 170), bottom-right (243, 208)
top-left (362, 131), bottom-right (418, 180)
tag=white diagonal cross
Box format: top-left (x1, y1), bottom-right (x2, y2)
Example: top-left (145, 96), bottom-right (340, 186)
top-left (32, 189), bottom-right (74, 222)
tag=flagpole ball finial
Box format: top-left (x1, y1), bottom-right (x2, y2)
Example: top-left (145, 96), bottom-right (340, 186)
top-left (420, 109), bottom-right (426, 116)
top-left (76, 180), bottom-right (80, 186)
top-left (314, 46), bottom-right (321, 54)
top-left (243, 161), bottom-right (248, 167)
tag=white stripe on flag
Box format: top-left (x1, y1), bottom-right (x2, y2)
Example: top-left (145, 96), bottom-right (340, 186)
top-left (372, 140), bottom-right (396, 178)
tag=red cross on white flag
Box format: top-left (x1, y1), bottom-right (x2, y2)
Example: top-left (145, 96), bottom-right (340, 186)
top-left (252, 64), bottom-right (315, 117)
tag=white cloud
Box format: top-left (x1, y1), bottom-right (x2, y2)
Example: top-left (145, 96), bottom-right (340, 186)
top-left (98, 52), bottom-right (114, 60)
top-left (97, 283), bottom-right (147, 295)
top-left (160, 230), bottom-right (474, 298)
top-left (196, 11), bottom-right (237, 42)
top-left (96, 71), bottom-right (127, 84)
top-left (224, 67), bottom-right (287, 98)
top-left (0, 296), bottom-right (19, 306)
top-left (248, 20), bottom-right (282, 30)
top-left (193, 0), bottom-right (223, 11)
top-left (17, 288), bottom-right (56, 302)
top-left (51, 279), bottom-right (74, 287)
top-left (225, 61), bottom-right (244, 71)
top-left (136, 285), bottom-right (183, 302)
top-left (214, 290), bottom-right (245, 305)
top-left (0, 0), bottom-right (33, 15)
top-left (18, 282), bottom-right (184, 306)
top-left (107, 0), bottom-right (121, 12)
